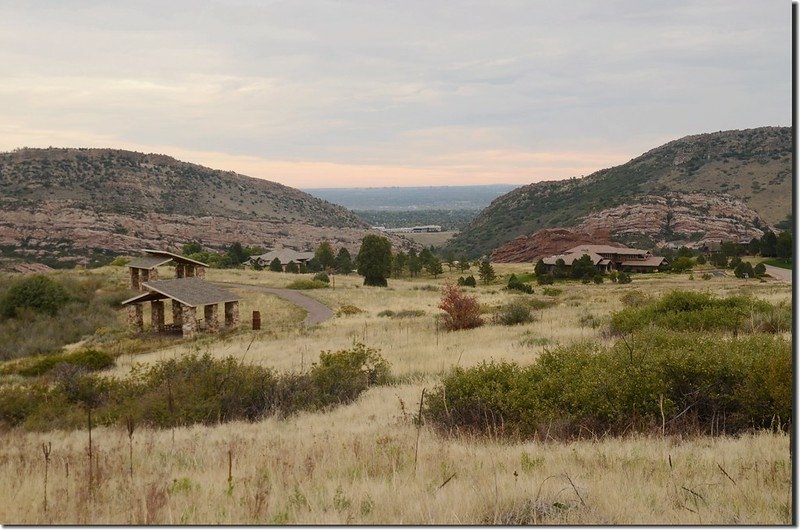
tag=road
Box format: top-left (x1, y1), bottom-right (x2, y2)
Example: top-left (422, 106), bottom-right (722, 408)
top-left (763, 265), bottom-right (792, 283)
top-left (215, 282), bottom-right (335, 325)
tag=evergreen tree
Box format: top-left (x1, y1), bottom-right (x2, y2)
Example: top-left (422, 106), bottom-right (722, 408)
top-left (478, 261), bottom-right (496, 284)
top-left (356, 235), bottom-right (392, 286)
top-left (457, 255), bottom-right (471, 272)
top-left (534, 259), bottom-right (547, 276)
top-left (776, 231), bottom-right (793, 260)
top-left (760, 230), bottom-right (777, 257)
top-left (285, 261), bottom-right (299, 274)
top-left (392, 251), bottom-right (408, 278)
top-left (315, 241), bottom-right (336, 270)
top-left (334, 247), bottom-right (353, 274)
top-left (269, 257), bottom-right (282, 272)
top-left (408, 249), bottom-right (422, 277)
top-left (425, 257), bottom-right (444, 278)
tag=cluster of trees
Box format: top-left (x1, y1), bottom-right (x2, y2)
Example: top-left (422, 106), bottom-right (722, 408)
top-left (181, 241), bottom-right (264, 269)
top-left (265, 242), bottom-right (354, 275)
top-left (703, 230), bottom-right (793, 264)
top-left (532, 256), bottom-right (631, 284)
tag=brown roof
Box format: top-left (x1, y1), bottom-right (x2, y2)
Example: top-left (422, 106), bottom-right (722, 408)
top-left (128, 256), bottom-right (172, 269)
top-left (543, 251), bottom-right (605, 266)
top-left (252, 249), bottom-right (315, 264)
top-left (565, 244), bottom-right (648, 256)
top-left (121, 278), bottom-right (239, 307)
top-left (141, 249), bottom-right (209, 267)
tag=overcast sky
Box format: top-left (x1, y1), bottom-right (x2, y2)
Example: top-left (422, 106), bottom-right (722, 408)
top-left (0, 0), bottom-right (791, 188)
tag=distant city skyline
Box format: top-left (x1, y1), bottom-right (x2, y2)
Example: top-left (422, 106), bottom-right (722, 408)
top-left (0, 1), bottom-right (790, 188)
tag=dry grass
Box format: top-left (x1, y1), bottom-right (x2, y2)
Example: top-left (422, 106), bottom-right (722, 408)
top-left (0, 264), bottom-right (792, 524)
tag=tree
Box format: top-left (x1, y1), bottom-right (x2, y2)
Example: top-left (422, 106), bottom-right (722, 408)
top-left (425, 257), bottom-right (443, 278)
top-left (760, 230), bottom-right (777, 257)
top-left (747, 237), bottom-right (761, 256)
top-left (419, 248), bottom-right (434, 269)
top-left (734, 261), bottom-right (754, 279)
top-left (285, 261), bottom-right (300, 274)
top-left (335, 248), bottom-right (353, 275)
top-left (478, 261), bottom-right (496, 284)
top-left (182, 241), bottom-right (203, 255)
top-left (754, 262), bottom-right (767, 277)
top-left (356, 235), bottom-right (392, 287)
top-left (392, 251), bottom-right (408, 278)
top-left (0, 275), bottom-right (71, 319)
top-left (676, 246), bottom-right (694, 259)
top-left (696, 254), bottom-right (707, 265)
top-left (553, 258), bottom-right (568, 279)
top-left (728, 256), bottom-right (742, 270)
top-left (720, 241), bottom-right (743, 258)
top-left (408, 250), bottom-right (422, 277)
top-left (443, 250), bottom-right (456, 271)
top-left (670, 257), bottom-right (694, 273)
top-left (777, 231), bottom-right (792, 260)
top-left (710, 252), bottom-right (728, 268)
top-left (226, 242), bottom-right (249, 266)
top-left (458, 255), bottom-right (471, 273)
top-left (306, 257), bottom-right (323, 273)
top-left (571, 254), bottom-right (595, 279)
top-left (269, 258), bottom-right (282, 272)
top-left (534, 259), bottom-right (547, 276)
top-left (315, 241), bottom-right (336, 270)
top-left (438, 283), bottom-right (483, 331)
top-left (617, 272), bottom-right (633, 284)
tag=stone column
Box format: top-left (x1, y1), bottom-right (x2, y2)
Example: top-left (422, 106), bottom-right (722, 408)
top-left (181, 305), bottom-right (198, 338)
top-left (186, 264), bottom-right (196, 277)
top-left (195, 267), bottom-right (206, 279)
top-left (151, 300), bottom-right (165, 332)
top-left (224, 301), bottom-right (240, 328)
top-left (130, 268), bottom-right (140, 290)
top-left (141, 269), bottom-right (150, 284)
top-left (149, 268), bottom-right (159, 281)
top-left (204, 304), bottom-right (219, 333)
top-left (172, 300), bottom-right (183, 327)
top-left (176, 263), bottom-right (185, 278)
top-left (127, 305), bottom-right (144, 332)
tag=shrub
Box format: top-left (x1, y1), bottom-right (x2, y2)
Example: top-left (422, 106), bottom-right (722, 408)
top-left (14, 349), bottom-right (114, 377)
top-left (734, 261), bottom-right (755, 279)
top-left (592, 275), bottom-right (603, 284)
top-left (285, 261), bottom-right (300, 274)
top-left (336, 305), bottom-right (364, 316)
top-left (506, 274), bottom-right (533, 294)
top-left (753, 263), bottom-right (767, 277)
top-left (536, 274), bottom-right (555, 285)
top-left (541, 287), bottom-right (562, 297)
top-left (310, 343), bottom-right (390, 404)
top-left (0, 275), bottom-right (71, 318)
top-left (620, 290), bottom-right (650, 307)
top-left (377, 309), bottom-right (425, 318)
top-left (493, 300), bottom-right (534, 326)
top-left (439, 283), bottom-right (484, 331)
top-left (313, 272), bottom-right (330, 283)
top-left (269, 258), bottom-right (283, 272)
top-left (617, 272), bottom-right (632, 284)
top-left (286, 279), bottom-right (328, 290)
top-left (422, 331), bottom-right (791, 439)
top-left (109, 256), bottom-right (130, 266)
top-left (671, 257), bottom-right (694, 273)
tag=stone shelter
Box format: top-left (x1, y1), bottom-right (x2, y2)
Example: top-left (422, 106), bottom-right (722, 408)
top-left (128, 249), bottom-right (208, 290)
top-left (250, 248), bottom-right (315, 270)
top-left (121, 278), bottom-right (240, 339)
top-left (542, 244), bottom-right (668, 274)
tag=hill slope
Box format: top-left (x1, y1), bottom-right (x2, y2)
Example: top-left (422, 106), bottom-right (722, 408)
top-left (0, 148), bottom-right (411, 266)
top-left (446, 127), bottom-right (791, 258)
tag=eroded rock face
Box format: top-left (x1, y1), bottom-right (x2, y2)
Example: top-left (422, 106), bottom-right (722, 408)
top-left (489, 193), bottom-right (769, 263)
top-left (490, 227), bottom-right (620, 263)
top-left (577, 193), bottom-right (767, 247)
top-left (0, 200), bottom-right (415, 264)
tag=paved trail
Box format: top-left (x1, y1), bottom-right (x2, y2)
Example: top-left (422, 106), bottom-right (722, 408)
top-left (215, 282), bottom-right (335, 325)
top-left (763, 265), bottom-right (792, 283)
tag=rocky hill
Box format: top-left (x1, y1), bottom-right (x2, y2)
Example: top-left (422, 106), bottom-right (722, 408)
top-left (0, 148), bottom-right (413, 266)
top-left (491, 228), bottom-right (619, 263)
top-left (447, 127), bottom-right (791, 258)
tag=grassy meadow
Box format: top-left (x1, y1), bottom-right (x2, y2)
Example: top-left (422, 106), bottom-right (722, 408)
top-left (0, 262), bottom-right (792, 524)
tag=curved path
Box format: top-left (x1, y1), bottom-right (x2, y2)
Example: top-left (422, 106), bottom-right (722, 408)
top-left (214, 282), bottom-right (335, 325)
top-left (763, 265), bottom-right (792, 283)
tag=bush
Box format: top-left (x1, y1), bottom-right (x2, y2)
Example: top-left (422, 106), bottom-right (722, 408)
top-left (671, 257), bottom-right (694, 273)
top-left (313, 272), bottom-right (330, 283)
top-left (109, 256), bottom-right (130, 266)
top-left (506, 274), bottom-right (533, 294)
top-left (617, 272), bottom-right (632, 284)
top-left (13, 349), bottom-right (114, 377)
top-left (285, 261), bottom-right (300, 274)
top-left (536, 274), bottom-right (555, 285)
top-left (286, 279), bottom-right (329, 289)
top-left (753, 263), bottom-right (767, 277)
top-left (422, 331), bottom-right (791, 439)
top-left (336, 305), bottom-right (364, 316)
top-left (493, 300), bottom-right (534, 326)
top-left (439, 283), bottom-right (483, 331)
top-left (377, 309), bottom-right (425, 318)
top-left (0, 275), bottom-right (71, 318)
top-left (541, 287), bottom-right (562, 297)
top-left (592, 275), bottom-right (603, 284)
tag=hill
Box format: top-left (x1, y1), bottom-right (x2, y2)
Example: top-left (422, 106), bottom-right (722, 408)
top-left (0, 148), bottom-right (412, 266)
top-left (446, 127), bottom-right (791, 258)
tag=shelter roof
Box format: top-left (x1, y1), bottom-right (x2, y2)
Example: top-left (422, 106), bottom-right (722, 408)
top-left (141, 249), bottom-right (209, 267)
top-left (621, 256), bottom-right (668, 267)
top-left (252, 249), bottom-right (315, 264)
top-left (564, 244), bottom-right (648, 256)
top-left (128, 256), bottom-right (172, 269)
top-left (542, 251), bottom-right (605, 266)
top-left (121, 278), bottom-right (239, 308)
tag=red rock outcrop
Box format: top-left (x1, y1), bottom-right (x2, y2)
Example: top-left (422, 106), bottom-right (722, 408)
top-left (491, 227), bottom-right (621, 263)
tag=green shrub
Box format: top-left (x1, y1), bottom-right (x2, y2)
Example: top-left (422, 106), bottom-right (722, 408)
top-left (506, 274), bottom-right (533, 294)
top-left (14, 349), bottom-right (114, 377)
top-left (109, 256), bottom-right (130, 266)
top-left (493, 300), bottom-right (534, 326)
top-left (617, 272), bottom-right (632, 284)
top-left (336, 305), bottom-right (364, 316)
top-left (286, 279), bottom-right (329, 290)
top-left (620, 290), bottom-right (651, 307)
top-left (0, 275), bottom-right (71, 318)
top-left (541, 287), bottom-right (562, 297)
top-left (313, 272), bottom-right (330, 284)
top-left (536, 274), bottom-right (555, 285)
top-left (422, 331), bottom-right (791, 439)
top-left (377, 309), bottom-right (425, 318)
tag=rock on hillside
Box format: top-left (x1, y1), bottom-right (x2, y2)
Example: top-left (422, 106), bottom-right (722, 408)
top-left (0, 148), bottom-right (414, 265)
top-left (446, 127), bottom-right (791, 258)
top-left (490, 228), bottom-right (619, 263)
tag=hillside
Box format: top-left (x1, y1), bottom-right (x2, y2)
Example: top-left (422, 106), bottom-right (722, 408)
top-left (446, 127), bottom-right (791, 258)
top-left (0, 148), bottom-right (412, 266)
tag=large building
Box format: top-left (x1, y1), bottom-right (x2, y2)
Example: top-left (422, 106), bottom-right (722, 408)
top-left (541, 244), bottom-right (668, 274)
top-left (249, 248), bottom-right (315, 270)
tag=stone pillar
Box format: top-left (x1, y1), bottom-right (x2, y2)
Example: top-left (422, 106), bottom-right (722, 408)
top-left (176, 263), bottom-right (185, 278)
top-left (141, 269), bottom-right (150, 284)
top-left (181, 305), bottom-right (197, 338)
top-left (130, 268), bottom-right (140, 290)
top-left (186, 265), bottom-right (196, 277)
top-left (127, 305), bottom-right (144, 332)
top-left (195, 267), bottom-right (206, 279)
top-left (172, 300), bottom-right (183, 327)
top-left (151, 300), bottom-right (165, 332)
top-left (149, 268), bottom-right (159, 281)
top-left (204, 304), bottom-right (219, 333)
top-left (224, 301), bottom-right (240, 328)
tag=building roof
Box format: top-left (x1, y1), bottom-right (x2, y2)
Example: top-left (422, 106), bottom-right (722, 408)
top-left (542, 251), bottom-right (605, 266)
top-left (564, 244), bottom-right (648, 256)
top-left (121, 278), bottom-right (239, 308)
top-left (252, 249), bottom-right (315, 264)
top-left (141, 249), bottom-right (209, 267)
top-left (621, 256), bottom-right (668, 267)
top-left (128, 255), bottom-right (173, 269)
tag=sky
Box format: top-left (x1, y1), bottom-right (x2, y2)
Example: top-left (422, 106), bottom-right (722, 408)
top-left (0, 0), bottom-right (791, 188)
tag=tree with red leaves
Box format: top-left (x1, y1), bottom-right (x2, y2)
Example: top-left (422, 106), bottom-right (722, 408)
top-left (438, 282), bottom-right (484, 331)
